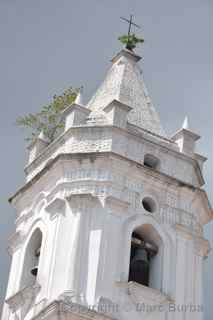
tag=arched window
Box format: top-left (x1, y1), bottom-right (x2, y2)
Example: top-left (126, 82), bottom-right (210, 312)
top-left (128, 224), bottom-right (163, 290)
top-left (144, 154), bottom-right (160, 170)
top-left (20, 229), bottom-right (42, 289)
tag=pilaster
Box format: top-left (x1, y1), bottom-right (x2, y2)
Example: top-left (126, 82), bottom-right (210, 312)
top-left (65, 194), bottom-right (101, 305)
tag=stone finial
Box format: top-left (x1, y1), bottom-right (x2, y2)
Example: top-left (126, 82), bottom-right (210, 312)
top-left (61, 86), bottom-right (92, 131)
top-left (182, 116), bottom-right (189, 130)
top-left (27, 131), bottom-right (50, 164)
top-left (171, 120), bottom-right (200, 157)
top-left (75, 87), bottom-right (84, 105)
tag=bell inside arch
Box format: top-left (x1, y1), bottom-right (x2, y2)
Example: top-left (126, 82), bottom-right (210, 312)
top-left (128, 233), bottom-right (158, 287)
top-left (30, 265), bottom-right (38, 276)
top-left (30, 246), bottom-right (41, 277)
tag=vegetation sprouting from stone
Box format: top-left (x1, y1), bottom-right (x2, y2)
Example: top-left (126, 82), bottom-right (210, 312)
top-left (16, 87), bottom-right (80, 143)
top-left (118, 34), bottom-right (144, 51)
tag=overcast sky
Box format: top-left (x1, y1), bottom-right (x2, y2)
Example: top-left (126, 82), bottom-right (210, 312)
top-left (0, 0), bottom-right (213, 319)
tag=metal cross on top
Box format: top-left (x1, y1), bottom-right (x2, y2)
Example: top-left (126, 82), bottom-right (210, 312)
top-left (119, 15), bottom-right (143, 51)
top-left (120, 14), bottom-right (141, 36)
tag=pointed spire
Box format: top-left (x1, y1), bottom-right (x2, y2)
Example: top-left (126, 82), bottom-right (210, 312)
top-left (172, 117), bottom-right (200, 156)
top-left (87, 49), bottom-right (165, 136)
top-left (75, 86), bottom-right (84, 105)
top-left (182, 116), bottom-right (189, 130)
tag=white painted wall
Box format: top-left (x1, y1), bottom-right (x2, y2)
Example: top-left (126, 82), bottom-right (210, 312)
top-left (2, 49), bottom-right (212, 320)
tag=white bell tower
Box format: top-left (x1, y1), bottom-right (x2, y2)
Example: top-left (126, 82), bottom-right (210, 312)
top-left (2, 47), bottom-right (212, 320)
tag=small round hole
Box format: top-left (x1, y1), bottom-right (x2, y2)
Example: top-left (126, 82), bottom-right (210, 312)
top-left (142, 197), bottom-right (156, 213)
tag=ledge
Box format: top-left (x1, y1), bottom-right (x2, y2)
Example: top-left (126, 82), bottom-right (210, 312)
top-left (9, 151), bottom-right (212, 226)
top-left (6, 283), bottom-right (41, 313)
top-left (116, 281), bottom-right (172, 306)
top-left (103, 99), bottom-right (132, 113)
top-left (7, 231), bottom-right (25, 255)
top-left (172, 128), bottom-right (201, 142)
top-left (104, 195), bottom-right (130, 216)
top-left (62, 103), bottom-right (91, 117)
top-left (45, 197), bottom-right (66, 219)
top-left (22, 122), bottom-right (204, 189)
top-left (111, 49), bottom-right (142, 64)
top-left (30, 300), bottom-right (115, 320)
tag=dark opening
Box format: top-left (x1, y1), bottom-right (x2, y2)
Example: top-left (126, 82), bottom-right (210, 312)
top-left (30, 246), bottom-right (41, 277)
top-left (142, 197), bottom-right (156, 213)
top-left (144, 154), bottom-right (160, 170)
top-left (128, 232), bottom-right (158, 287)
top-left (20, 229), bottom-right (42, 290)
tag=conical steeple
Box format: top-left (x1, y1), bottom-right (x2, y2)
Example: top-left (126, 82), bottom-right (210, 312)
top-left (87, 49), bottom-right (165, 136)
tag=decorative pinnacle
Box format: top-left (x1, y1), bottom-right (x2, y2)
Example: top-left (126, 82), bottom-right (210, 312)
top-left (119, 15), bottom-right (144, 51)
top-left (38, 130), bottom-right (50, 143)
top-left (75, 86), bottom-right (84, 105)
top-left (182, 116), bottom-right (189, 130)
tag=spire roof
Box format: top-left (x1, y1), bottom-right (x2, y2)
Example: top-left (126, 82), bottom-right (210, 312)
top-left (87, 49), bottom-right (165, 136)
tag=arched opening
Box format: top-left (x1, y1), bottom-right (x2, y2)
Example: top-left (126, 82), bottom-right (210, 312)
top-left (128, 224), bottom-right (163, 290)
top-left (20, 229), bottom-right (42, 289)
top-left (144, 154), bottom-right (160, 170)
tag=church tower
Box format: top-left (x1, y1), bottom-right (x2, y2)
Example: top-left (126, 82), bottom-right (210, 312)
top-left (2, 39), bottom-right (212, 320)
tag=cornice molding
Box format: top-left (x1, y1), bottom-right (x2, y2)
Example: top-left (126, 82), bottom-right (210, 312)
top-left (6, 283), bottom-right (41, 313)
top-left (116, 281), bottom-right (172, 309)
top-left (30, 300), bottom-right (115, 320)
top-left (9, 151), bottom-right (204, 206)
top-left (103, 195), bottom-right (130, 217)
top-left (194, 237), bottom-right (211, 257)
top-left (45, 197), bottom-right (66, 220)
top-left (7, 231), bottom-right (26, 255)
top-left (23, 122), bottom-right (204, 186)
top-left (66, 193), bottom-right (100, 212)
